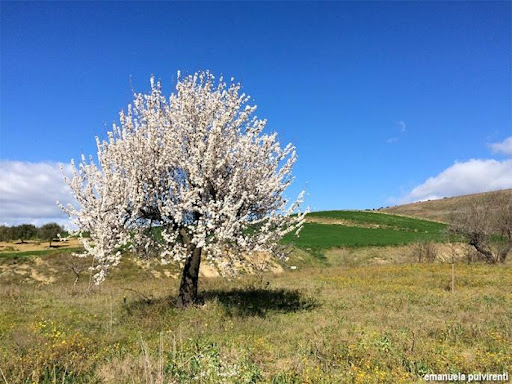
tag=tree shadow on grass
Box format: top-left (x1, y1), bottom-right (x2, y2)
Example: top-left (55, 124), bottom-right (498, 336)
top-left (121, 287), bottom-right (318, 320)
top-left (201, 287), bottom-right (318, 318)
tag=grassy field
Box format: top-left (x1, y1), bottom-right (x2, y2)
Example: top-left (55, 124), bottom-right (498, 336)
top-left (0, 247), bottom-right (84, 260)
top-left (283, 211), bottom-right (447, 254)
top-left (1, 249), bottom-right (510, 383)
top-left (306, 210), bottom-right (446, 233)
top-left (0, 212), bottom-right (510, 383)
top-left (284, 222), bottom-right (445, 251)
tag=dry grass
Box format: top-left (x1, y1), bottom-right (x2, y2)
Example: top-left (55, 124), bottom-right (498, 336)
top-left (305, 217), bottom-right (383, 228)
top-left (384, 188), bottom-right (512, 223)
top-left (1, 248), bottom-right (510, 383)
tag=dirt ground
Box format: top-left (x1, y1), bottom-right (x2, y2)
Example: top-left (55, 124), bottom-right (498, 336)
top-left (0, 238), bottom-right (82, 253)
top-left (0, 244), bottom-right (284, 285)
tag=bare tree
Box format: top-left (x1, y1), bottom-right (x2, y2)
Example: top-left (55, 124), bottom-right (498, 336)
top-left (413, 240), bottom-right (437, 263)
top-left (449, 191), bottom-right (512, 263)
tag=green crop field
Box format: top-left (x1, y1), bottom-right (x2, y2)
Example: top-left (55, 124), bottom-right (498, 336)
top-left (282, 211), bottom-right (448, 252)
top-left (283, 223), bottom-right (444, 250)
top-left (306, 210), bottom-right (446, 233)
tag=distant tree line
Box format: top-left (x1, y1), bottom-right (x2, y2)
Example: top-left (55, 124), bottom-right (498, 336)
top-left (0, 223), bottom-right (66, 246)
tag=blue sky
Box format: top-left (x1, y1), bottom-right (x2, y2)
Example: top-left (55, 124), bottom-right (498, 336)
top-left (1, 1), bottom-right (511, 225)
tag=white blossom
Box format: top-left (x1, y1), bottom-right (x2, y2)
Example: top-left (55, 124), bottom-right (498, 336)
top-left (60, 71), bottom-right (307, 283)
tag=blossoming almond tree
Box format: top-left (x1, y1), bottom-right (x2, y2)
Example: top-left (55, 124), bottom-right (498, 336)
top-left (60, 71), bottom-right (306, 307)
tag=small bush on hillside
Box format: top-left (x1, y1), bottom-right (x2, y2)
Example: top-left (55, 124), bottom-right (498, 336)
top-left (414, 241), bottom-right (437, 263)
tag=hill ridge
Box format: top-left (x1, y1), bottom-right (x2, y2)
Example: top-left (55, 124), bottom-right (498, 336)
top-left (383, 188), bottom-right (512, 222)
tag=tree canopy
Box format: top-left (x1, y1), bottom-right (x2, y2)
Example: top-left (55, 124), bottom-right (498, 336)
top-left (61, 71), bottom-right (306, 306)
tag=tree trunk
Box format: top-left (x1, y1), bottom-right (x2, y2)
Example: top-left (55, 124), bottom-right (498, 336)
top-left (176, 246), bottom-right (202, 308)
top-left (498, 241), bottom-right (512, 263)
top-left (470, 240), bottom-right (496, 263)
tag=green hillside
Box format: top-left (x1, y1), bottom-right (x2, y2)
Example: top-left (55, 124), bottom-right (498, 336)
top-left (306, 210), bottom-right (446, 232)
top-left (283, 211), bottom-right (447, 251)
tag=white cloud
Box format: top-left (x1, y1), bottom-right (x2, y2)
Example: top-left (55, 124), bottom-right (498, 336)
top-left (386, 120), bottom-right (406, 144)
top-left (0, 161), bottom-right (76, 227)
top-left (490, 136), bottom-right (512, 155)
top-left (397, 120), bottom-right (406, 133)
top-left (398, 159), bottom-right (512, 204)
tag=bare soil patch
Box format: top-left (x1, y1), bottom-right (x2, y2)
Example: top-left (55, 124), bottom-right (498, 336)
top-left (0, 238), bottom-right (82, 253)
